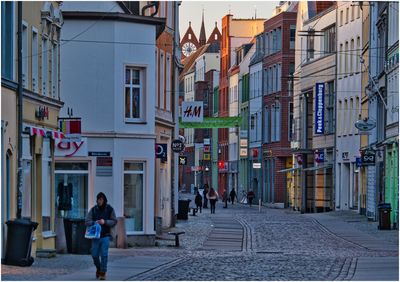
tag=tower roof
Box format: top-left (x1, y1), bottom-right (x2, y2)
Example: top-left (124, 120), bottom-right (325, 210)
top-left (207, 22), bottom-right (221, 45)
top-left (199, 9), bottom-right (207, 46)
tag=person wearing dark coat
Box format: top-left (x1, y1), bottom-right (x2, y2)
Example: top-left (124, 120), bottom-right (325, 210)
top-left (222, 189), bottom-right (228, 208)
top-left (229, 188), bottom-right (237, 205)
top-left (203, 184), bottom-right (209, 208)
top-left (195, 191), bottom-right (203, 213)
top-left (247, 190), bottom-right (255, 207)
top-left (85, 192), bottom-right (117, 280)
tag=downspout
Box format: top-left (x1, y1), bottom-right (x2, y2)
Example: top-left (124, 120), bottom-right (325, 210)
top-left (16, 1), bottom-right (23, 219)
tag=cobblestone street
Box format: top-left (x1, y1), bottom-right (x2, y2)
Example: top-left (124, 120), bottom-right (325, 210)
top-left (2, 198), bottom-right (398, 281)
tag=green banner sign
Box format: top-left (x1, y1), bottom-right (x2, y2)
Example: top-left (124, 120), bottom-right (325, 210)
top-left (179, 117), bottom-right (242, 128)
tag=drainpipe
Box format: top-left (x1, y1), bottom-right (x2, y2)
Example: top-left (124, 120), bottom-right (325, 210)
top-left (16, 1), bottom-right (23, 219)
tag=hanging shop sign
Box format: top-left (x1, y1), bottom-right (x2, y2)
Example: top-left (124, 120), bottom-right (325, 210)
top-left (55, 138), bottom-right (88, 157)
top-left (296, 154), bottom-right (303, 165)
top-left (155, 143), bottom-right (168, 161)
top-left (204, 145), bottom-right (210, 153)
top-left (171, 139), bottom-right (185, 153)
top-left (342, 152), bottom-right (349, 160)
top-left (203, 138), bottom-right (211, 145)
top-left (355, 118), bottom-right (377, 131)
top-left (240, 148), bottom-right (248, 157)
top-left (35, 106), bottom-right (49, 120)
top-left (59, 117), bottom-right (82, 142)
top-left (182, 101), bottom-right (204, 122)
top-left (96, 156), bottom-right (113, 176)
top-left (361, 150), bottom-right (376, 166)
top-left (203, 153), bottom-right (211, 160)
top-left (179, 116), bottom-right (242, 128)
top-left (240, 139), bottom-right (248, 147)
top-left (179, 156), bottom-right (187, 165)
top-left (356, 157), bottom-right (362, 168)
top-left (315, 83), bottom-right (325, 134)
top-left (253, 162), bottom-right (261, 169)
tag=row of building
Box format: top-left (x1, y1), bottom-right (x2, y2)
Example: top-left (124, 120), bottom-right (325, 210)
top-left (1, 1), bottom-right (182, 257)
top-left (179, 1), bottom-right (399, 228)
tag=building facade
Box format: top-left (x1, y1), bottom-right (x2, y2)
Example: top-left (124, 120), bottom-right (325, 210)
top-left (60, 1), bottom-right (164, 245)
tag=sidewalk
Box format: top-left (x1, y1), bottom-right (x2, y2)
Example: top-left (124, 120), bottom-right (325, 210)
top-left (305, 210), bottom-right (399, 281)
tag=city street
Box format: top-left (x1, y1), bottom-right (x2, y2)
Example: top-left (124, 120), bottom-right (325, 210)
top-left (2, 197), bottom-right (398, 281)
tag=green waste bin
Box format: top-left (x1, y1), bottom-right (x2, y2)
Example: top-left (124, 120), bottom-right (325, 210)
top-left (378, 203), bottom-right (392, 230)
top-left (3, 219), bottom-right (38, 266)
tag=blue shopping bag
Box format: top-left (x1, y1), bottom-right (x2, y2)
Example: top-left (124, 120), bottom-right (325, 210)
top-left (85, 222), bottom-right (101, 239)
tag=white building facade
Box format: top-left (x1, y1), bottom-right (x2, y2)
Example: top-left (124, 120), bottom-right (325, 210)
top-left (228, 70), bottom-right (239, 192)
top-left (59, 1), bottom-right (164, 245)
top-left (336, 1), bottom-right (363, 211)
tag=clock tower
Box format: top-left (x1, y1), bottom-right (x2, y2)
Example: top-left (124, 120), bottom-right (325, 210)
top-left (180, 21), bottom-right (200, 59)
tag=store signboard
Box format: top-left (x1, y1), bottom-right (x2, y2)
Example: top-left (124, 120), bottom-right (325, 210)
top-left (182, 101), bottom-right (204, 122)
top-left (315, 83), bottom-right (325, 134)
top-left (55, 138), bottom-right (88, 157)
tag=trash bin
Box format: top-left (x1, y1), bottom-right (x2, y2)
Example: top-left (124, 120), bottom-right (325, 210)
top-left (63, 218), bottom-right (91, 254)
top-left (3, 219), bottom-right (38, 266)
top-left (378, 203), bottom-right (392, 230)
top-left (177, 199), bottom-right (191, 220)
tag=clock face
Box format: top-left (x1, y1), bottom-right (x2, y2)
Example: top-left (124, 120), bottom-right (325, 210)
top-left (182, 42), bottom-right (197, 57)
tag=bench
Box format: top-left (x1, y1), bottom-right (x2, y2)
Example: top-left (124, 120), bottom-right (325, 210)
top-left (168, 231), bottom-right (185, 247)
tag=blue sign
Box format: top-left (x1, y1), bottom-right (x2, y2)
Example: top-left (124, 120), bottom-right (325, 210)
top-left (315, 83), bottom-right (325, 134)
top-left (356, 157), bottom-right (362, 167)
top-left (314, 151), bottom-right (325, 163)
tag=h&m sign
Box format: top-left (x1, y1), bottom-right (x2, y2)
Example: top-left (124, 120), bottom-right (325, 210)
top-left (182, 101), bottom-right (203, 122)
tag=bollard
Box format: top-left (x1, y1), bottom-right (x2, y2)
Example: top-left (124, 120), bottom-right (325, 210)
top-left (259, 199), bottom-right (261, 212)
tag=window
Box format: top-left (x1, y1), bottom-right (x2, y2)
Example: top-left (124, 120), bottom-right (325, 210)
top-left (52, 43), bottom-right (58, 98)
top-left (22, 135), bottom-right (32, 219)
top-left (42, 139), bottom-right (51, 232)
top-left (355, 96), bottom-right (360, 134)
top-left (264, 106), bottom-right (270, 143)
top-left (188, 34), bottom-right (191, 40)
top-left (289, 102), bottom-right (294, 141)
top-left (324, 25), bottom-right (336, 54)
top-left (124, 162), bottom-right (144, 233)
top-left (307, 32), bottom-right (314, 61)
top-left (166, 54), bottom-right (171, 111)
top-left (160, 51), bottom-right (165, 109)
top-left (271, 103), bottom-right (281, 142)
top-left (346, 7), bottom-right (349, 24)
top-left (351, 5), bottom-right (354, 21)
top-left (345, 41), bottom-right (349, 74)
top-left (272, 65), bottom-right (276, 93)
top-left (290, 25), bottom-right (296, 49)
top-left (340, 44), bottom-right (343, 75)
top-left (32, 28), bottom-right (38, 92)
top-left (350, 39), bottom-right (354, 74)
top-left (350, 98), bottom-right (354, 134)
top-left (277, 64), bottom-right (281, 91)
top-left (344, 99), bottom-right (348, 135)
top-left (22, 23), bottom-right (28, 87)
top-left (215, 33), bottom-right (218, 40)
top-left (357, 5), bottom-right (360, 19)
top-left (277, 27), bottom-right (282, 51)
top-left (325, 81), bottom-right (335, 134)
top-left (42, 37), bottom-right (48, 95)
top-left (1, 1), bottom-right (13, 80)
top-left (340, 10), bottom-right (343, 26)
top-left (338, 100), bottom-right (342, 135)
top-left (125, 67), bottom-right (144, 120)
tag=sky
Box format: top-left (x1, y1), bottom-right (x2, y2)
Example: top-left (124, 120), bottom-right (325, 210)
top-left (179, 0), bottom-right (279, 40)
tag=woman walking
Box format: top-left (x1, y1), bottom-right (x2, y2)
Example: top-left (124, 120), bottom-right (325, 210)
top-left (206, 187), bottom-right (219, 214)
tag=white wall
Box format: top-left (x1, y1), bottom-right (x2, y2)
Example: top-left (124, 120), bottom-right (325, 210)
top-left (61, 1), bottom-right (124, 13)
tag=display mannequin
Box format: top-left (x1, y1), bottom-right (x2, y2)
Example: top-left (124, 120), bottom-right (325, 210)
top-left (57, 174), bottom-right (74, 217)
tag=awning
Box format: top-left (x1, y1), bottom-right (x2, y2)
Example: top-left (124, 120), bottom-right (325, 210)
top-left (278, 167), bottom-right (302, 173)
top-left (25, 125), bottom-right (65, 139)
top-left (303, 162), bottom-right (333, 171)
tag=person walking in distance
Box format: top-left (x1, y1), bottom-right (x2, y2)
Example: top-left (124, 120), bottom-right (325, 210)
top-left (195, 191), bottom-right (203, 213)
top-left (207, 187), bottom-right (219, 214)
top-left (247, 190), bottom-right (255, 207)
top-left (85, 192), bottom-right (117, 280)
top-left (229, 188), bottom-right (237, 205)
top-left (222, 189), bottom-right (228, 208)
top-left (203, 184), bottom-right (209, 209)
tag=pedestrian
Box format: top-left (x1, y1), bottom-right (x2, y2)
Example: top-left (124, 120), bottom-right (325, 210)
top-left (222, 189), bottom-right (228, 208)
top-left (229, 188), bottom-right (237, 205)
top-left (203, 184), bottom-right (209, 209)
top-left (195, 191), bottom-right (202, 213)
top-left (247, 190), bottom-right (255, 207)
top-left (85, 192), bottom-right (117, 280)
top-left (207, 187), bottom-right (219, 214)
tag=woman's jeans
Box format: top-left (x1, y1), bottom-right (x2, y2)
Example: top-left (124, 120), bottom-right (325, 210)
top-left (210, 199), bottom-right (217, 213)
top-left (91, 236), bottom-right (110, 272)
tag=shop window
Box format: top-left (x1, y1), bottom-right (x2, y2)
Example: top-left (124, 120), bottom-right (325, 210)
top-left (124, 162), bottom-right (144, 233)
top-left (55, 162), bottom-right (88, 219)
top-left (42, 139), bottom-right (52, 232)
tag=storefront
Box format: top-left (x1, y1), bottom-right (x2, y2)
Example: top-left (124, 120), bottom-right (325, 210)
top-left (385, 140), bottom-right (399, 228)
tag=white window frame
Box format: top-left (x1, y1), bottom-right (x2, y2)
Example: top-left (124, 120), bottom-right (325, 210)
top-left (22, 21), bottom-right (28, 88)
top-left (124, 66), bottom-right (146, 122)
top-left (42, 36), bottom-right (48, 96)
top-left (123, 161), bottom-right (146, 235)
top-left (32, 27), bottom-right (38, 93)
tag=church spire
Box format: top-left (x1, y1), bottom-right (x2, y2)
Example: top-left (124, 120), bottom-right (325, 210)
top-left (199, 8), bottom-right (206, 46)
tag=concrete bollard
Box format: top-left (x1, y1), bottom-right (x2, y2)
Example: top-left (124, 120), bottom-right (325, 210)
top-left (116, 217), bottom-right (127, 249)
